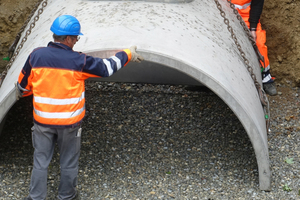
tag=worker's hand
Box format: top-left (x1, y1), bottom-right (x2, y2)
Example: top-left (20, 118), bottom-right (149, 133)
top-left (129, 46), bottom-right (144, 63)
top-left (15, 82), bottom-right (23, 100)
top-left (250, 30), bottom-right (257, 42)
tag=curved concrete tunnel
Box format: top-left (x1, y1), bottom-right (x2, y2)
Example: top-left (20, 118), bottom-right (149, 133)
top-left (0, 0), bottom-right (271, 190)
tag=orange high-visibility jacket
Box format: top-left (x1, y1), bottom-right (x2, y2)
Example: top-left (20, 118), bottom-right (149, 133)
top-left (18, 42), bottom-right (132, 128)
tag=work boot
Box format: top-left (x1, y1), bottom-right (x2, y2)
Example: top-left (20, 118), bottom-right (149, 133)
top-left (23, 196), bottom-right (33, 200)
top-left (263, 82), bottom-right (277, 96)
top-left (72, 192), bottom-right (80, 200)
top-left (57, 193), bottom-right (80, 200)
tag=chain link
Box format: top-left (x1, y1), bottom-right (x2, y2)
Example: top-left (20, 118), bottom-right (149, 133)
top-left (0, 0), bottom-right (48, 87)
top-left (214, 0), bottom-right (270, 132)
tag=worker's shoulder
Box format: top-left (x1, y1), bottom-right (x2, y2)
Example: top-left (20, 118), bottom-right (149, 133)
top-left (31, 46), bottom-right (46, 53)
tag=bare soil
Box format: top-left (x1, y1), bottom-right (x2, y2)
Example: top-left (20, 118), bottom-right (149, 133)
top-left (0, 0), bottom-right (40, 72)
top-left (261, 0), bottom-right (300, 86)
top-left (0, 0), bottom-right (299, 86)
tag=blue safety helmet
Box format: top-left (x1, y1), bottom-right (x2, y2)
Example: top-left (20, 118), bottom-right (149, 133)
top-left (50, 15), bottom-right (83, 36)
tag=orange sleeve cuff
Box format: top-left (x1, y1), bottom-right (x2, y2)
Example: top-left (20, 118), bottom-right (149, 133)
top-left (123, 49), bottom-right (132, 66)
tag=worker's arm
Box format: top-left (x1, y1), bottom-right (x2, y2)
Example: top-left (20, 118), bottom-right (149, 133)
top-left (249, 0), bottom-right (264, 41)
top-left (16, 56), bottom-right (33, 98)
top-left (249, 0), bottom-right (264, 30)
top-left (82, 46), bottom-right (143, 78)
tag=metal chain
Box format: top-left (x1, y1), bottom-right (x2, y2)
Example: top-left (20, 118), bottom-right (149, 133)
top-left (0, 0), bottom-right (48, 87)
top-left (214, 0), bottom-right (270, 132)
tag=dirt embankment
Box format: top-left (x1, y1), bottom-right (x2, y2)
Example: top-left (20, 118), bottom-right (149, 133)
top-left (0, 0), bottom-right (299, 86)
top-left (261, 0), bottom-right (300, 86)
top-left (0, 0), bottom-right (40, 70)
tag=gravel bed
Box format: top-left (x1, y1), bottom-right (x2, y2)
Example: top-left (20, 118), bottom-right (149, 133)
top-left (0, 82), bottom-right (299, 199)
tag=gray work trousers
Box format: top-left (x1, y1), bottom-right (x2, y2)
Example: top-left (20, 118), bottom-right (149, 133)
top-left (29, 123), bottom-right (81, 200)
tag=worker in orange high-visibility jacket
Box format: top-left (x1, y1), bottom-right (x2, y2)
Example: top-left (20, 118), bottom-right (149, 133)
top-left (18, 15), bottom-right (144, 200)
top-left (231, 0), bottom-right (277, 95)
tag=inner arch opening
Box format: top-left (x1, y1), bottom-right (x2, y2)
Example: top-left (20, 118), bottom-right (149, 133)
top-left (87, 50), bottom-right (202, 86)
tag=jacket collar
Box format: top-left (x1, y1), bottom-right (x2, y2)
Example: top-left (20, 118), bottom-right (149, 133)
top-left (48, 41), bottom-right (72, 50)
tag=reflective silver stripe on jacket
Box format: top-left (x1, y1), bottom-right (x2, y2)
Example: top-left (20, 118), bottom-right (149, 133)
top-left (34, 91), bottom-right (85, 105)
top-left (111, 56), bottom-right (122, 70)
top-left (234, 2), bottom-right (251, 10)
top-left (34, 106), bottom-right (85, 119)
top-left (103, 56), bottom-right (122, 76)
top-left (103, 59), bottom-right (113, 76)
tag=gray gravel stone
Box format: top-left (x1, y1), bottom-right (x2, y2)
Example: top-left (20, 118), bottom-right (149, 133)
top-left (0, 82), bottom-right (299, 199)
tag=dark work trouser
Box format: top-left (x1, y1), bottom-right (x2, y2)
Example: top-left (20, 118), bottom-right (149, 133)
top-left (29, 123), bottom-right (81, 200)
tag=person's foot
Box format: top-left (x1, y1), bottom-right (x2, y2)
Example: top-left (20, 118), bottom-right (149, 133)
top-left (23, 196), bottom-right (33, 200)
top-left (72, 192), bottom-right (80, 200)
top-left (263, 82), bottom-right (277, 96)
top-left (58, 192), bottom-right (80, 200)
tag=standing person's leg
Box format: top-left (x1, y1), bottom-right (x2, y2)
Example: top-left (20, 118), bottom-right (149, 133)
top-left (57, 126), bottom-right (81, 200)
top-left (256, 23), bottom-right (277, 95)
top-left (238, 8), bottom-right (277, 95)
top-left (255, 23), bottom-right (272, 82)
top-left (28, 123), bottom-right (57, 200)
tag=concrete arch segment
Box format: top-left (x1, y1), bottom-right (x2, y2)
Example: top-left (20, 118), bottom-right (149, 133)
top-left (90, 50), bottom-right (271, 191)
top-left (0, 0), bottom-right (270, 190)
